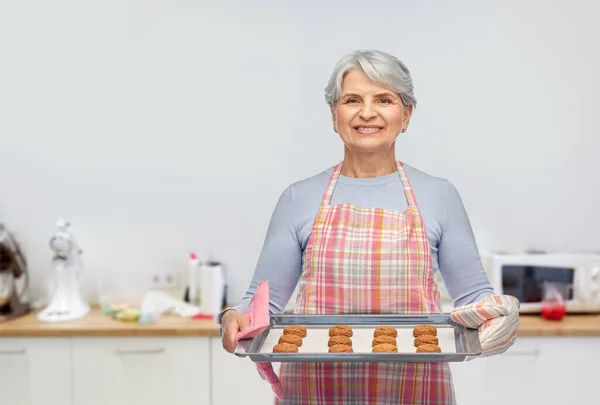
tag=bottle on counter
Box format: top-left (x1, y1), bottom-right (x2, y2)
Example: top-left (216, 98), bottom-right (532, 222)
top-left (186, 252), bottom-right (200, 306)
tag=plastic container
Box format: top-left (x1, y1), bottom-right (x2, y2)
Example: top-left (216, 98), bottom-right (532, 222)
top-left (541, 281), bottom-right (570, 321)
top-left (96, 273), bottom-right (147, 322)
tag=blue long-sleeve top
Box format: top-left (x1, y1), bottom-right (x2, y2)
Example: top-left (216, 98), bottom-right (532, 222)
top-left (222, 163), bottom-right (494, 321)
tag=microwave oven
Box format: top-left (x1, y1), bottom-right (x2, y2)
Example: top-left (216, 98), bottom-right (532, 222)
top-left (488, 253), bottom-right (600, 313)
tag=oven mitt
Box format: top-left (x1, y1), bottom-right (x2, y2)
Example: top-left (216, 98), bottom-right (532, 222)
top-left (450, 295), bottom-right (520, 358)
top-left (234, 281), bottom-right (284, 399)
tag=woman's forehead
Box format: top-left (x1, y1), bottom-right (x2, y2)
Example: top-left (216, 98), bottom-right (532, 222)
top-left (341, 70), bottom-right (395, 96)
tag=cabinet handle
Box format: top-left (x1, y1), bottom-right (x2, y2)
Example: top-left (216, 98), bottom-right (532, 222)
top-left (115, 348), bottom-right (165, 355)
top-left (0, 349), bottom-right (26, 355)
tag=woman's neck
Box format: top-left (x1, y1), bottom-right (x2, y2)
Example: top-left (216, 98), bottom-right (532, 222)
top-left (340, 148), bottom-right (397, 178)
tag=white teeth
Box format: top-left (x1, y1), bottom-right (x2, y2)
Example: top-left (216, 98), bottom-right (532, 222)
top-left (357, 127), bottom-right (380, 131)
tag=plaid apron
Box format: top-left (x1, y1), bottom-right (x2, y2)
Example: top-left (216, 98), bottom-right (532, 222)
top-left (275, 161), bottom-right (455, 404)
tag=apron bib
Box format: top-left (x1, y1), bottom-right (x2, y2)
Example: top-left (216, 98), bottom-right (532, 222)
top-left (275, 161), bottom-right (455, 404)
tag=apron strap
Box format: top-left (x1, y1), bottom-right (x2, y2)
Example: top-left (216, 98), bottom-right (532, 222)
top-left (321, 161), bottom-right (343, 206)
top-left (395, 161), bottom-right (418, 208)
top-left (322, 161), bottom-right (419, 208)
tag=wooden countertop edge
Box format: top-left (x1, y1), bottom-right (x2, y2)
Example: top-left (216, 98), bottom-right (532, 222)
top-left (0, 325), bottom-right (219, 338)
top-left (1, 309), bottom-right (599, 338)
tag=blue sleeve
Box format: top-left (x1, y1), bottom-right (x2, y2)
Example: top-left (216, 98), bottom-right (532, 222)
top-left (438, 181), bottom-right (495, 307)
top-left (219, 185), bottom-right (303, 321)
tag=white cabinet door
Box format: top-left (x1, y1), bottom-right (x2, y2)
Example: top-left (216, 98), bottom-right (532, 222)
top-left (210, 338), bottom-right (276, 405)
top-left (0, 338), bottom-right (71, 405)
top-left (451, 338), bottom-right (540, 405)
top-left (482, 338), bottom-right (540, 405)
top-left (72, 337), bottom-right (210, 405)
top-left (535, 337), bottom-right (600, 404)
top-left (449, 357), bottom-right (489, 405)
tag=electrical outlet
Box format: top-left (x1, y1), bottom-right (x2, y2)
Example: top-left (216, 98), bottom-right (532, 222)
top-left (149, 272), bottom-right (179, 289)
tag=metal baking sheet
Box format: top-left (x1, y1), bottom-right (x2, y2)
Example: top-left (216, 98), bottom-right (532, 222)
top-left (235, 314), bottom-right (482, 363)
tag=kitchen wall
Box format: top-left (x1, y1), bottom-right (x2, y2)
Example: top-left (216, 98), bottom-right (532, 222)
top-left (1, 0), bottom-right (599, 308)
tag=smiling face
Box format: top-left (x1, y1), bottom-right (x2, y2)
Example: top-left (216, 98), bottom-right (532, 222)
top-left (332, 69), bottom-right (412, 155)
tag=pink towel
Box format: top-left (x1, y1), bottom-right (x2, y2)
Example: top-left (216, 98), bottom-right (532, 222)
top-left (235, 281), bottom-right (284, 399)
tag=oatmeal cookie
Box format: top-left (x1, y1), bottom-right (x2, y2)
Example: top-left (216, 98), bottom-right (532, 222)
top-left (373, 326), bottom-right (398, 338)
top-left (412, 324), bottom-right (437, 337)
top-left (329, 325), bottom-right (353, 337)
top-left (273, 343), bottom-right (299, 353)
top-left (372, 335), bottom-right (397, 347)
top-left (329, 344), bottom-right (353, 353)
top-left (413, 335), bottom-right (438, 347)
top-left (328, 336), bottom-right (352, 347)
top-left (372, 343), bottom-right (398, 353)
top-left (416, 344), bottom-right (441, 353)
top-left (279, 334), bottom-right (303, 347)
top-left (283, 325), bottom-right (307, 338)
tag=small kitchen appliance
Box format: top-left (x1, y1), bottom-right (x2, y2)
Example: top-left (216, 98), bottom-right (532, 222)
top-left (37, 219), bottom-right (90, 322)
top-left (0, 224), bottom-right (31, 322)
top-left (488, 252), bottom-right (600, 313)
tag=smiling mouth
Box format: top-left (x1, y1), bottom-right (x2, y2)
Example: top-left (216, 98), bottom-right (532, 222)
top-left (354, 126), bottom-right (383, 134)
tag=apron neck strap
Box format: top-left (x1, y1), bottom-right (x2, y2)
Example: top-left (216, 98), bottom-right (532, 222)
top-left (321, 161), bottom-right (419, 208)
top-left (395, 161), bottom-right (418, 208)
top-left (321, 162), bottom-right (343, 206)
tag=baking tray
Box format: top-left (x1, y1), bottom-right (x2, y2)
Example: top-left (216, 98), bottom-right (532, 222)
top-left (235, 314), bottom-right (482, 363)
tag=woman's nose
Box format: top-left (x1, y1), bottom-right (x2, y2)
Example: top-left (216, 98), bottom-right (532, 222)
top-left (359, 103), bottom-right (377, 120)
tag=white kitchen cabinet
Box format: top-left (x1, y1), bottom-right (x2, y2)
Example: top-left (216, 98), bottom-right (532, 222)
top-left (210, 337), bottom-right (277, 405)
top-left (2, 333), bottom-right (598, 405)
top-left (451, 338), bottom-right (540, 405)
top-left (449, 357), bottom-right (488, 404)
top-left (452, 336), bottom-right (600, 405)
top-left (0, 338), bottom-right (71, 405)
top-left (535, 337), bottom-right (599, 404)
top-left (482, 338), bottom-right (540, 405)
top-left (72, 337), bottom-right (210, 405)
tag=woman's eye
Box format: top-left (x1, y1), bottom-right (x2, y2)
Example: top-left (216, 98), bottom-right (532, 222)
top-left (378, 98), bottom-right (391, 104)
top-left (346, 98), bottom-right (359, 104)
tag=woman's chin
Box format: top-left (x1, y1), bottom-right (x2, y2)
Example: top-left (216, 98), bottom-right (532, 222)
top-left (346, 139), bottom-right (393, 154)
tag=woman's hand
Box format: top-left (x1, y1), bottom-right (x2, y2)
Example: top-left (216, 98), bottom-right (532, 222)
top-left (220, 309), bottom-right (250, 353)
top-left (451, 295), bottom-right (520, 357)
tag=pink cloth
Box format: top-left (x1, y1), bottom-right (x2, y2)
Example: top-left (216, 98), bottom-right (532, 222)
top-left (234, 281), bottom-right (284, 399)
top-left (234, 280), bottom-right (270, 344)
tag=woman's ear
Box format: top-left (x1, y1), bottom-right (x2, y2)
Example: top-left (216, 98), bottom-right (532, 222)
top-left (403, 104), bottom-right (414, 128)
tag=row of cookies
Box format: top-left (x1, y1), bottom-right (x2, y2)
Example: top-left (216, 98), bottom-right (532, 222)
top-left (372, 325), bottom-right (398, 352)
top-left (328, 324), bottom-right (353, 352)
top-left (413, 325), bottom-right (441, 353)
top-left (273, 325), bottom-right (308, 353)
top-left (273, 324), bottom-right (443, 354)
top-left (326, 324), bottom-right (400, 353)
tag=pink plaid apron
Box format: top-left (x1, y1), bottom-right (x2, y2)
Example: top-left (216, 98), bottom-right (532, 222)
top-left (275, 161), bottom-right (455, 404)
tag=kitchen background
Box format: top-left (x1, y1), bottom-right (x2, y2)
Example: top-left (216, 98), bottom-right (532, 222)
top-left (2, 2), bottom-right (600, 405)
top-left (1, 0), bottom-right (599, 312)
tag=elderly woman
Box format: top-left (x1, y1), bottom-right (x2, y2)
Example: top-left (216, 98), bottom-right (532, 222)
top-left (219, 49), bottom-right (520, 404)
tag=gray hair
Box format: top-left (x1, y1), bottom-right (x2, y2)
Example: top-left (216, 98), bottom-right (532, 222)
top-left (324, 49), bottom-right (417, 108)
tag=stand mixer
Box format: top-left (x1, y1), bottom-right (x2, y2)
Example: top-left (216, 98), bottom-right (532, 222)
top-left (37, 220), bottom-right (90, 323)
top-left (0, 224), bottom-right (31, 322)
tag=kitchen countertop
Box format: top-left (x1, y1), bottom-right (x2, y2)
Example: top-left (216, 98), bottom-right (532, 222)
top-left (1, 307), bottom-right (599, 337)
top-left (515, 313), bottom-right (600, 337)
top-left (0, 306), bottom-right (220, 337)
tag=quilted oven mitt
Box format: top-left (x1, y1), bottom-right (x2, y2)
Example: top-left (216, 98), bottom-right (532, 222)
top-left (234, 281), bottom-right (284, 399)
top-left (450, 295), bottom-right (520, 358)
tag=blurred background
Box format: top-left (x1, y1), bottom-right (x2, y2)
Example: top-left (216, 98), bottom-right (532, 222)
top-left (1, 1), bottom-right (599, 404)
